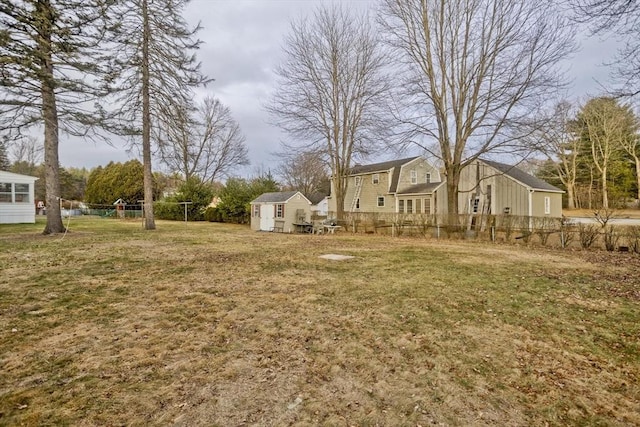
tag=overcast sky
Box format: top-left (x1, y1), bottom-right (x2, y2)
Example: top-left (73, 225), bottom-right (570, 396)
top-left (57, 0), bottom-right (621, 175)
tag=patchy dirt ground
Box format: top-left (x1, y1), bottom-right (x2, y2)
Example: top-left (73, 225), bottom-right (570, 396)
top-left (0, 219), bottom-right (638, 426)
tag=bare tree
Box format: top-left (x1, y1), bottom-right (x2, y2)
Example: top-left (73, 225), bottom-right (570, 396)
top-left (576, 97), bottom-right (637, 208)
top-left (277, 151), bottom-right (329, 197)
top-left (380, 0), bottom-right (576, 217)
top-left (159, 96), bottom-right (249, 183)
top-left (571, 0), bottom-right (640, 97)
top-left (109, 0), bottom-right (208, 230)
top-left (0, 0), bottom-right (113, 234)
top-left (10, 136), bottom-right (43, 166)
top-left (530, 101), bottom-right (581, 209)
top-left (620, 128), bottom-right (640, 202)
top-left (267, 5), bottom-right (391, 220)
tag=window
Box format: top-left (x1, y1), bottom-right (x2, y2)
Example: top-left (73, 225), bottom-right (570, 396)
top-left (410, 170), bottom-right (417, 184)
top-left (355, 176), bottom-right (362, 186)
top-left (377, 196), bottom-right (385, 207)
top-left (425, 173), bottom-right (431, 183)
top-left (372, 174), bottom-right (379, 184)
top-left (424, 198), bottom-right (431, 215)
top-left (415, 198), bottom-right (421, 213)
top-left (472, 197), bottom-right (480, 214)
top-left (355, 198), bottom-right (360, 209)
top-left (252, 204), bottom-right (260, 217)
top-left (398, 200), bottom-right (404, 213)
top-left (14, 183), bottom-right (29, 203)
top-left (406, 199), bottom-right (413, 213)
top-left (275, 204), bottom-right (284, 218)
top-left (0, 183), bottom-right (11, 203)
top-left (544, 196), bottom-right (551, 215)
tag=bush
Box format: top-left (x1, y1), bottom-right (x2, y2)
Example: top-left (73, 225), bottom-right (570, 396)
top-left (155, 177), bottom-right (214, 221)
top-left (204, 206), bottom-right (223, 222)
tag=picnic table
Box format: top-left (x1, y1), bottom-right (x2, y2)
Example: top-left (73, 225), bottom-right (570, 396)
top-left (322, 224), bottom-right (341, 234)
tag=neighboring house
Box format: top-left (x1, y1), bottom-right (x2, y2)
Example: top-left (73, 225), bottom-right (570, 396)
top-left (457, 159), bottom-right (564, 218)
top-left (0, 170), bottom-right (38, 224)
top-left (329, 156), bottom-right (446, 215)
top-left (250, 191), bottom-right (312, 232)
top-left (308, 192), bottom-right (329, 217)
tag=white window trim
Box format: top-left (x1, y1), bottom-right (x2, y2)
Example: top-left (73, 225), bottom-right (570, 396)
top-left (377, 196), bottom-right (385, 207)
top-left (410, 170), bottom-right (417, 184)
top-left (372, 173), bottom-right (379, 184)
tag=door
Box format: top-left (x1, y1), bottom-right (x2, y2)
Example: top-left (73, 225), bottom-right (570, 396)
top-left (260, 204), bottom-right (273, 231)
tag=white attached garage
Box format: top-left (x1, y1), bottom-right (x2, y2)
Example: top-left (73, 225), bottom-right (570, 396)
top-left (0, 170), bottom-right (38, 224)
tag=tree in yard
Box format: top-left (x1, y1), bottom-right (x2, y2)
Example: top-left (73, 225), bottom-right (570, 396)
top-left (529, 101), bottom-right (582, 209)
top-left (9, 135), bottom-right (43, 167)
top-left (84, 160), bottom-right (145, 206)
top-left (267, 5), bottom-right (391, 220)
top-left (277, 151), bottom-right (329, 197)
top-left (571, 0), bottom-right (640, 97)
top-left (379, 0), bottom-right (575, 218)
top-left (155, 176), bottom-right (214, 221)
top-left (574, 97), bottom-right (638, 208)
top-left (159, 96), bottom-right (249, 183)
top-left (109, 0), bottom-right (208, 230)
top-left (0, 0), bottom-right (114, 234)
top-left (0, 137), bottom-right (9, 170)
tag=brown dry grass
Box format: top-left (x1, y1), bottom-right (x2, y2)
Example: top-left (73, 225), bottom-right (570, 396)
top-left (0, 217), bottom-right (639, 426)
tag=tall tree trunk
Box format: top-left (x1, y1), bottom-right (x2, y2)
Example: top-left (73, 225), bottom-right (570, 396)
top-left (141, 0), bottom-right (155, 230)
top-left (566, 182), bottom-right (576, 209)
top-left (635, 157), bottom-right (640, 203)
top-left (602, 165), bottom-right (608, 209)
top-left (445, 166), bottom-right (460, 230)
top-left (38, 0), bottom-right (64, 235)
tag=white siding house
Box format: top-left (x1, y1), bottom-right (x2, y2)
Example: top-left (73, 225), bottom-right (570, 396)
top-left (0, 170), bottom-right (38, 224)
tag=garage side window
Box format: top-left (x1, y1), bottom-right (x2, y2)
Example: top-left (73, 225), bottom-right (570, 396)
top-left (0, 183), bottom-right (11, 202)
top-left (14, 184), bottom-right (30, 203)
top-left (275, 204), bottom-right (284, 218)
top-left (252, 204), bottom-right (260, 217)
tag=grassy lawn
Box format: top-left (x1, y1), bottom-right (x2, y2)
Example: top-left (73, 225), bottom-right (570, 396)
top-left (1, 217), bottom-right (638, 426)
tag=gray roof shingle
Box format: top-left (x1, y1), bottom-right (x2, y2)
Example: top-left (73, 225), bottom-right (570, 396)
top-left (481, 160), bottom-right (563, 192)
top-left (252, 191), bottom-right (300, 204)
top-left (396, 182), bottom-right (444, 195)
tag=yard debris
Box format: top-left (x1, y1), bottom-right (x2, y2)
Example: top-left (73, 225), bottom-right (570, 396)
top-left (318, 254), bottom-right (355, 261)
top-left (287, 396), bottom-right (303, 410)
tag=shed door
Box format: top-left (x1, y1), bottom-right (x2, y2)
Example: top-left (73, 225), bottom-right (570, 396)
top-left (260, 204), bottom-right (273, 231)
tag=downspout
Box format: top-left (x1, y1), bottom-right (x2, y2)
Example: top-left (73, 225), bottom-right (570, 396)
top-left (528, 189), bottom-right (534, 230)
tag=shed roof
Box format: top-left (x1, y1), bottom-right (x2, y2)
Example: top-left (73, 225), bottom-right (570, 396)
top-left (481, 160), bottom-right (563, 193)
top-left (252, 191), bottom-right (309, 204)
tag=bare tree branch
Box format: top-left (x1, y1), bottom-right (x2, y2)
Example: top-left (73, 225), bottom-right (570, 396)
top-left (379, 0), bottom-right (576, 215)
top-left (267, 5), bottom-right (392, 219)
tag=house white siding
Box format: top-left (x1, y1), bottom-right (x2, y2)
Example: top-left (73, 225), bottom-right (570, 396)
top-left (0, 171), bottom-right (38, 224)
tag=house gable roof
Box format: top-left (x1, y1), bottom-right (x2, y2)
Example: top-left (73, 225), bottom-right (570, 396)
top-left (307, 191), bottom-right (329, 205)
top-left (251, 191), bottom-right (310, 204)
top-left (349, 156), bottom-right (423, 193)
top-left (349, 156), bottom-right (421, 175)
top-left (481, 159), bottom-right (563, 193)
